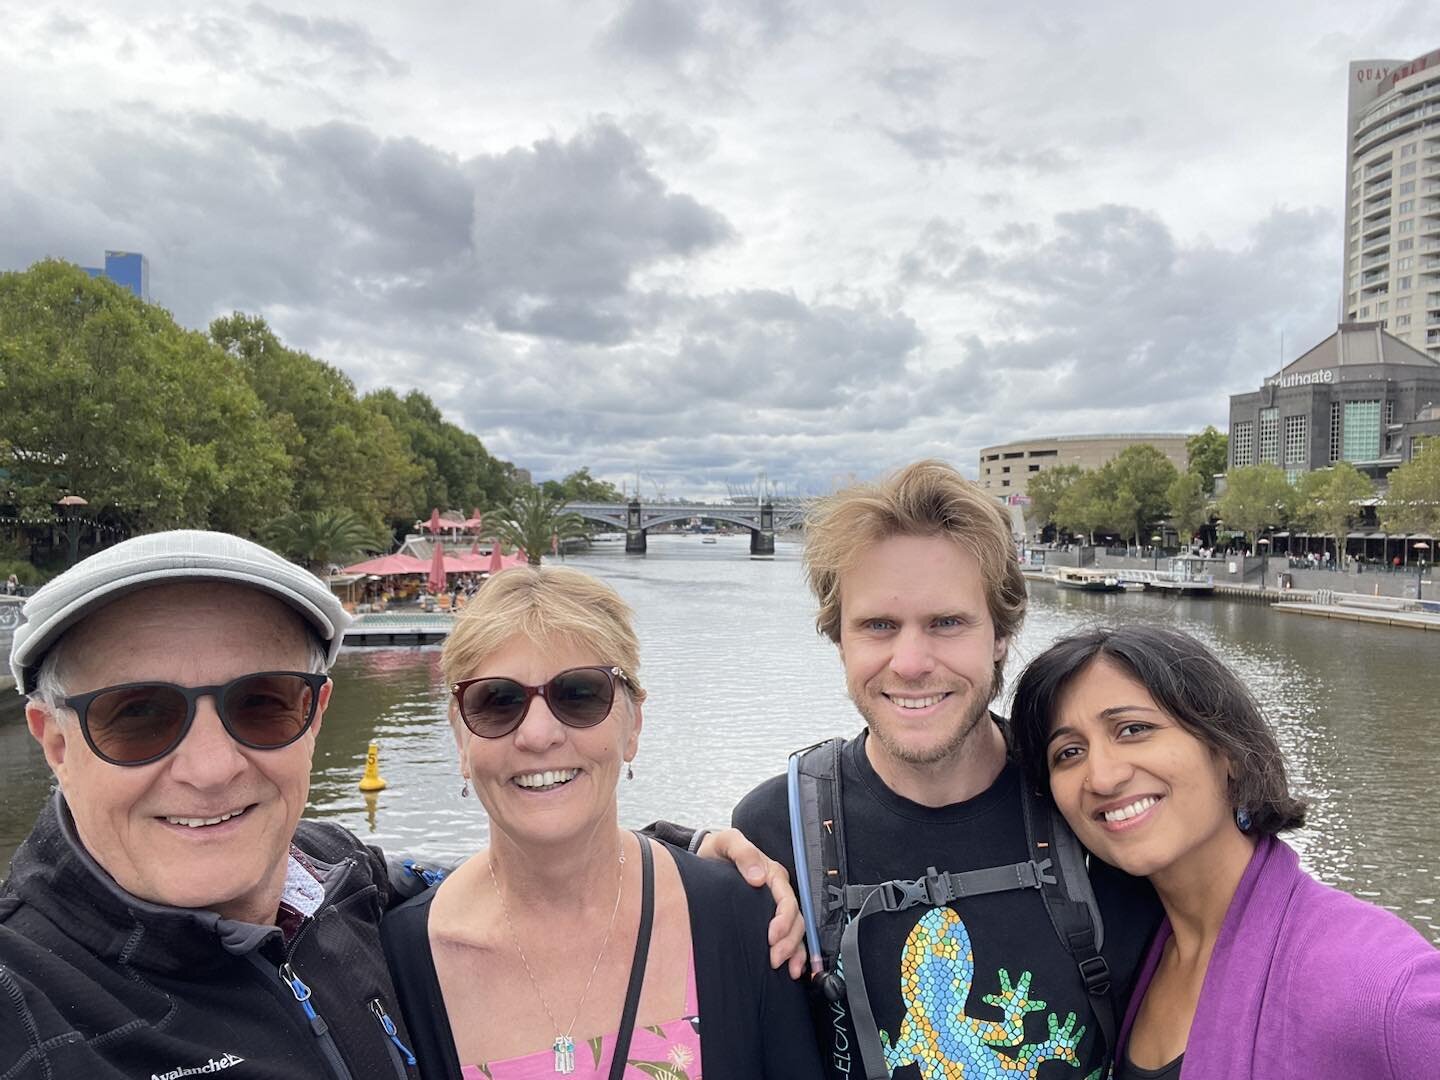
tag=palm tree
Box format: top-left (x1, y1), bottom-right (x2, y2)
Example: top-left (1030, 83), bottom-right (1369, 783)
top-left (266, 509), bottom-right (385, 575)
top-left (489, 485), bottom-right (587, 567)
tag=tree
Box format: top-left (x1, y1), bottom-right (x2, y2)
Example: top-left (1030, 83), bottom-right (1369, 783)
top-left (365, 388), bottom-right (517, 527)
top-left (266, 509), bottom-right (385, 575)
top-left (541, 467), bottom-right (625, 504)
top-left (1217, 465), bottom-right (1295, 548)
top-left (489, 485), bottom-right (589, 566)
top-left (1166, 472), bottom-right (1208, 544)
top-left (1096, 445), bottom-right (1179, 548)
top-left (1186, 426), bottom-right (1230, 495)
top-left (210, 314), bottom-right (422, 531)
top-left (1382, 442), bottom-right (1440, 537)
top-left (1296, 464), bottom-right (1373, 561)
top-left (1027, 466), bottom-right (1083, 531)
top-left (0, 261), bottom-right (291, 535)
top-left (1056, 471), bottom-right (1108, 546)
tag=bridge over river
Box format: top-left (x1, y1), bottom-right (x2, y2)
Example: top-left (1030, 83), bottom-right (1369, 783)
top-left (563, 500), bottom-right (806, 555)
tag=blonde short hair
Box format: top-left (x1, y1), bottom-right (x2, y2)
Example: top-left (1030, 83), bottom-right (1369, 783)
top-left (441, 565), bottom-right (647, 703)
top-left (804, 459), bottom-right (1026, 690)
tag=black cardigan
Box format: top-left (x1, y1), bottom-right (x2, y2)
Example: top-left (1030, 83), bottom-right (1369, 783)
top-left (381, 843), bottom-right (824, 1080)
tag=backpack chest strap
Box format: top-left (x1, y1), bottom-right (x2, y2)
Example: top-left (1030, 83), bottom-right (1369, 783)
top-left (828, 858), bottom-right (1055, 915)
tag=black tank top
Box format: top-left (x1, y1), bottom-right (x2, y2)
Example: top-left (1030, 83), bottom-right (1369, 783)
top-left (1116, 1051), bottom-right (1184, 1080)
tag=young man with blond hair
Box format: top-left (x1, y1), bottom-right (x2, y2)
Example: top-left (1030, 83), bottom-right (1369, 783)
top-left (733, 459), bottom-right (1155, 1080)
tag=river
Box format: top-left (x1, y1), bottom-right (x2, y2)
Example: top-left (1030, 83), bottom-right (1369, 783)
top-left (1, 533), bottom-right (1436, 943)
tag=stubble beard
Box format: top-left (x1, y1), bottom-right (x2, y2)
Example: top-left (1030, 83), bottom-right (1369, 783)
top-left (854, 671), bottom-right (997, 768)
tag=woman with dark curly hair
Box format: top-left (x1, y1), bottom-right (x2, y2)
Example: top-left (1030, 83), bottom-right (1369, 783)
top-left (1009, 625), bottom-right (1439, 1080)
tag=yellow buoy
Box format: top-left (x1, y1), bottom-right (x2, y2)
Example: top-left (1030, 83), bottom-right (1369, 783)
top-left (358, 741), bottom-right (387, 792)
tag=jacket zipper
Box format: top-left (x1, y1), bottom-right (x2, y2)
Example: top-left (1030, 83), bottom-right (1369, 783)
top-left (369, 997), bottom-right (418, 1075)
top-left (278, 961), bottom-right (356, 1080)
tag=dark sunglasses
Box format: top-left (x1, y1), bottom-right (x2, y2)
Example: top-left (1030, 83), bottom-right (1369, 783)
top-left (451, 665), bottom-right (631, 739)
top-left (63, 671), bottom-right (328, 767)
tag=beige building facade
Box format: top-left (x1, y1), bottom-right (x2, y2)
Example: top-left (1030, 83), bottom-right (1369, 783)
top-left (1341, 47), bottom-right (1440, 358)
top-left (977, 433), bottom-right (1190, 499)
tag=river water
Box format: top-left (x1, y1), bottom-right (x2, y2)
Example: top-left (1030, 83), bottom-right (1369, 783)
top-left (1, 534), bottom-right (1436, 943)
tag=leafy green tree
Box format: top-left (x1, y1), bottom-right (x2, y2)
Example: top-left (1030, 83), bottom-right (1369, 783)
top-left (210, 314), bottom-right (421, 529)
top-left (1296, 464), bottom-right (1373, 561)
top-left (365, 388), bottom-right (516, 526)
top-left (266, 509), bottom-right (385, 574)
top-left (1217, 465), bottom-right (1295, 548)
top-left (489, 485), bottom-right (589, 566)
top-left (1096, 445), bottom-right (1179, 547)
top-left (1056, 471), bottom-right (1108, 545)
top-left (1027, 465), bottom-right (1083, 531)
top-left (1382, 442), bottom-right (1440, 536)
top-left (1186, 426), bottom-right (1230, 495)
top-left (541, 467), bottom-right (625, 504)
top-left (1166, 471), bottom-right (1208, 544)
top-left (0, 261), bottom-right (291, 534)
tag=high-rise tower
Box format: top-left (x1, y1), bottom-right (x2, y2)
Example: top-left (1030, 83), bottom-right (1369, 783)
top-left (1341, 48), bottom-right (1440, 358)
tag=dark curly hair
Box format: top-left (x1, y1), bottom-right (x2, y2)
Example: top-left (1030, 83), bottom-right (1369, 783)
top-left (1009, 625), bottom-right (1305, 835)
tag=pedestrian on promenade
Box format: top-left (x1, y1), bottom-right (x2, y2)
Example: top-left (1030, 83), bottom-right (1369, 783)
top-left (3, 574), bottom-right (17, 595)
top-left (2, 532), bottom-right (801, 1080)
top-left (382, 565), bottom-right (823, 1079)
top-left (1009, 625), bottom-right (1440, 1079)
top-left (729, 461), bottom-right (1158, 1080)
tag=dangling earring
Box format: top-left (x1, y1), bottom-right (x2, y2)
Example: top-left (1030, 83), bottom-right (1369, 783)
top-left (626, 763), bottom-right (635, 782)
top-left (460, 779), bottom-right (471, 799)
top-left (1235, 807), bottom-right (1252, 832)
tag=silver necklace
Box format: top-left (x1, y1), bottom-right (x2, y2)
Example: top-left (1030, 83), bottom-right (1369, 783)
top-left (489, 835), bottom-right (628, 1075)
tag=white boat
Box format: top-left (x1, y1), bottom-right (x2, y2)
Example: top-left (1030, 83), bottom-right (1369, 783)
top-left (1052, 567), bottom-right (1123, 592)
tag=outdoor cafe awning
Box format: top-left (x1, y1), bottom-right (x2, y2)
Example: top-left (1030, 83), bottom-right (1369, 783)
top-left (342, 553), bottom-right (429, 576)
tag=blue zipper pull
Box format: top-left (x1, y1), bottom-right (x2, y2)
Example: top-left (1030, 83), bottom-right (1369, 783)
top-left (278, 962), bottom-right (320, 1023)
top-left (369, 998), bottom-right (418, 1066)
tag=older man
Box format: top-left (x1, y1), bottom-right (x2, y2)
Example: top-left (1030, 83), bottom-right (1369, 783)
top-left (1, 530), bottom-right (798, 1080)
top-left (1, 530), bottom-right (421, 1079)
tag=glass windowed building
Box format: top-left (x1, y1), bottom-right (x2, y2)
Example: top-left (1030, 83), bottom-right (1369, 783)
top-left (1228, 322), bottom-right (1440, 482)
top-left (1340, 47), bottom-right (1440, 359)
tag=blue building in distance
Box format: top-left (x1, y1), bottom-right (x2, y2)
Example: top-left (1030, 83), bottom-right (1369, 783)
top-left (81, 250), bottom-right (149, 301)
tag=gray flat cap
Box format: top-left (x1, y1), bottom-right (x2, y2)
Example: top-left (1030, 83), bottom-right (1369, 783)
top-left (10, 530), bottom-right (351, 694)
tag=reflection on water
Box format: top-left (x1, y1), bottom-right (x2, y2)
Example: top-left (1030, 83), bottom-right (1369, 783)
top-left (2, 533), bottom-right (1436, 943)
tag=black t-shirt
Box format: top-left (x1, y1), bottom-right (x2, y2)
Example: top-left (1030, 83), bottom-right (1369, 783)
top-left (732, 728), bottom-right (1159, 1080)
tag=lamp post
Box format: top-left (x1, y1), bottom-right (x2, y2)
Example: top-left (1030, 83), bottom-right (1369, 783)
top-left (56, 494), bottom-right (89, 568)
top-left (1258, 537), bottom-right (1270, 590)
top-left (1414, 541), bottom-right (1430, 601)
top-left (1151, 534), bottom-right (1162, 572)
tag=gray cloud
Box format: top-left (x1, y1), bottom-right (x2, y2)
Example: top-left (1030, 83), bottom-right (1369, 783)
top-left (244, 4), bottom-right (408, 79)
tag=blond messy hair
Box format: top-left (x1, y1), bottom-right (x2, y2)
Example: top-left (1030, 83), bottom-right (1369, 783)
top-left (441, 565), bottom-right (647, 703)
top-left (804, 459), bottom-right (1026, 690)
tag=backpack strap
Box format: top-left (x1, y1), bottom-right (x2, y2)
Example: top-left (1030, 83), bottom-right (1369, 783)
top-left (1019, 783), bottom-right (1116, 1058)
top-left (786, 737), bottom-right (849, 994)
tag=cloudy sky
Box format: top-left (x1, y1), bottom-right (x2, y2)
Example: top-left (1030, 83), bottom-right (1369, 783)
top-left (4, 1), bottom-right (1438, 496)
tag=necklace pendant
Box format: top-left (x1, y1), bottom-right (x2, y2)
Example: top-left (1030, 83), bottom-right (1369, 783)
top-left (553, 1035), bottom-right (576, 1074)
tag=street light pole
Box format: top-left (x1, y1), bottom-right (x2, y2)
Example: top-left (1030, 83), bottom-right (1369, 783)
top-left (1258, 537), bottom-right (1270, 591)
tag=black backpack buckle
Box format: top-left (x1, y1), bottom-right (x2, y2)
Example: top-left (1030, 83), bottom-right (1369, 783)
top-left (1077, 955), bottom-right (1111, 996)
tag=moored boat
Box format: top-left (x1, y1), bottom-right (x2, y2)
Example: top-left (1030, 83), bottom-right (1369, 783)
top-left (1052, 567), bottom-right (1123, 592)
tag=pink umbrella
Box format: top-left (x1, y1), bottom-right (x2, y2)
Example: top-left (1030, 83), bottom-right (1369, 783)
top-left (487, 542), bottom-right (505, 576)
top-left (422, 508), bottom-right (443, 534)
top-left (463, 509), bottom-right (485, 532)
top-left (343, 553), bottom-right (428, 576)
top-left (428, 541), bottom-right (447, 593)
top-left (550, 532), bottom-right (559, 555)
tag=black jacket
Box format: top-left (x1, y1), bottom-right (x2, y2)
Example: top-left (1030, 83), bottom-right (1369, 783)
top-left (382, 843), bottom-right (825, 1080)
top-left (0, 792), bottom-right (420, 1080)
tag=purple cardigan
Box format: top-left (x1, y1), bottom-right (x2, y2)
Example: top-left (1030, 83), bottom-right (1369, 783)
top-left (1118, 835), bottom-right (1440, 1079)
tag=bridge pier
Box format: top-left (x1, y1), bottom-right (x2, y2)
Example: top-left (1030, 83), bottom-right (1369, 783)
top-left (625, 500), bottom-right (647, 554)
top-left (749, 501), bottom-right (776, 557)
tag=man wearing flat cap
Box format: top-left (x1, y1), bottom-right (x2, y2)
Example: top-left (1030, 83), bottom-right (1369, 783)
top-left (0, 530), bottom-right (420, 1079)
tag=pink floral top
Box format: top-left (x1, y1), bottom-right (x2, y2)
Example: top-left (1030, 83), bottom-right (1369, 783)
top-left (460, 957), bottom-right (702, 1079)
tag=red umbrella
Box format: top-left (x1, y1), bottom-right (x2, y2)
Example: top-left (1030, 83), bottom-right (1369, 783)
top-left (487, 541), bottom-right (505, 576)
top-left (428, 541), bottom-right (447, 593)
top-left (343, 553), bottom-right (428, 576)
top-left (463, 509), bottom-right (485, 532)
top-left (423, 508), bottom-right (443, 534)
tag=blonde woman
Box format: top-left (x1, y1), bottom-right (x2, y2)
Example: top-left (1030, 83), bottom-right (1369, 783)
top-left (381, 565), bottom-right (822, 1080)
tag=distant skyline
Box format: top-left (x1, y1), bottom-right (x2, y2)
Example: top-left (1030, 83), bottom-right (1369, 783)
top-left (3, 1), bottom-right (1439, 496)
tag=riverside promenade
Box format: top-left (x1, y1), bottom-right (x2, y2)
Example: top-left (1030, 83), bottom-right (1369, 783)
top-left (0, 596), bottom-right (20, 694)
